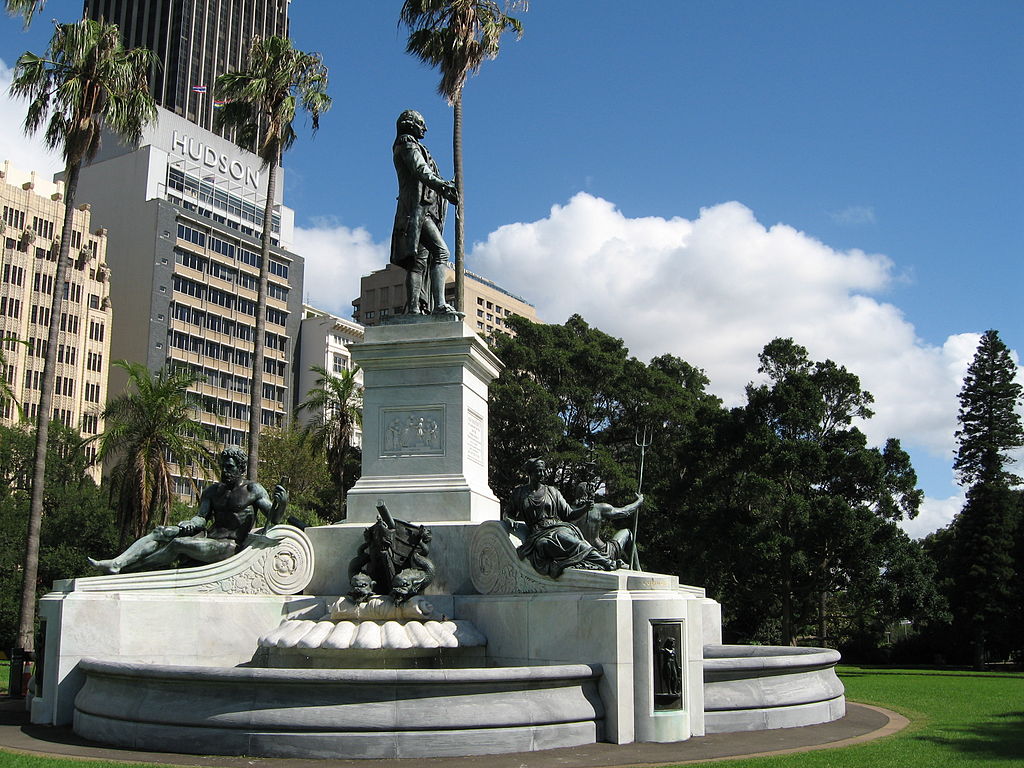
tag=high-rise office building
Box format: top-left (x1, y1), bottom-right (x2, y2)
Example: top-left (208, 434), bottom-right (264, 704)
top-left (82, 0), bottom-right (289, 137)
top-left (73, 1), bottom-right (302, 497)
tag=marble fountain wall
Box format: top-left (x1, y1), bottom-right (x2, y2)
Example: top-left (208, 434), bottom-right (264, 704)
top-left (30, 318), bottom-right (843, 757)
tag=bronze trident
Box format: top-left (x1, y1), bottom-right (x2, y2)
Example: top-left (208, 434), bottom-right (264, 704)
top-left (631, 424), bottom-right (652, 570)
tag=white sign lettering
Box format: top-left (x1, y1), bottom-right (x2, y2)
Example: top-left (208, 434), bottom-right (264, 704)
top-left (171, 130), bottom-right (260, 189)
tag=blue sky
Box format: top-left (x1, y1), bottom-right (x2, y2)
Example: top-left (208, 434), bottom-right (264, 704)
top-left (1, 1), bottom-right (1021, 537)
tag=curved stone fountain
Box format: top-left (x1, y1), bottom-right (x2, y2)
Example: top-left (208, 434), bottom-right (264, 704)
top-left (73, 659), bottom-right (605, 758)
top-left (703, 644), bottom-right (845, 733)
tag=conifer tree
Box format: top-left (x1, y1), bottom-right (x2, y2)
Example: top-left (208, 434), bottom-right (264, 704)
top-left (948, 329), bottom-right (1023, 666)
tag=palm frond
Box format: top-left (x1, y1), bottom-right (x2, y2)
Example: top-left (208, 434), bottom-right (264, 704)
top-left (4, 0), bottom-right (45, 28)
top-left (98, 360), bottom-right (215, 542)
top-left (11, 18), bottom-right (157, 165)
top-left (214, 35), bottom-right (331, 169)
top-left (400, 0), bottom-right (525, 103)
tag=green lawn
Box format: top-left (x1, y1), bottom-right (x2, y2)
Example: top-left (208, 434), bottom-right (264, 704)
top-left (0, 666), bottom-right (1021, 767)
top-left (679, 665), bottom-right (1024, 768)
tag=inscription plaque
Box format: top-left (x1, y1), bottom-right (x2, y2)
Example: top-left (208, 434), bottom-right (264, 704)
top-left (467, 409), bottom-right (484, 466)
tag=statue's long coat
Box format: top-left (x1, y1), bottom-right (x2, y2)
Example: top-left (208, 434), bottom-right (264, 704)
top-left (390, 133), bottom-right (449, 269)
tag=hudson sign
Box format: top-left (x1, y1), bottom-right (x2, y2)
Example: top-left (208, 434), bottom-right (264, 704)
top-left (171, 130), bottom-right (260, 189)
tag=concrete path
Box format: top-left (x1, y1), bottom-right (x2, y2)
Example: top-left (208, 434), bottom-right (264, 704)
top-left (0, 697), bottom-right (907, 767)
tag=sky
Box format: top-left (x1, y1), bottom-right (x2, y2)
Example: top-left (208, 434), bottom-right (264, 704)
top-left (1, 1), bottom-right (1021, 539)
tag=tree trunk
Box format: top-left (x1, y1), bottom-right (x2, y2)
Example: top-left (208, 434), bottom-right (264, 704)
top-left (818, 589), bottom-right (827, 644)
top-left (782, 552), bottom-right (795, 646)
top-left (248, 157), bottom-right (278, 481)
top-left (16, 161), bottom-right (81, 653)
top-left (452, 91), bottom-right (465, 314)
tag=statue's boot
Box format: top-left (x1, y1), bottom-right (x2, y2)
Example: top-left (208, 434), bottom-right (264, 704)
top-left (429, 262), bottom-right (458, 314)
top-left (406, 270), bottom-right (425, 314)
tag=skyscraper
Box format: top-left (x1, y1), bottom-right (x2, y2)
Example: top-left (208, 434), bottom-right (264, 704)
top-left (72, 2), bottom-right (303, 498)
top-left (82, 0), bottom-right (289, 136)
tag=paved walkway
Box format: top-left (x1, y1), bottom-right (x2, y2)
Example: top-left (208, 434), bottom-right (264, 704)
top-left (0, 698), bottom-right (907, 767)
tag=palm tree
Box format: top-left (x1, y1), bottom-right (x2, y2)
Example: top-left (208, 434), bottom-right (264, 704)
top-left (213, 35), bottom-right (331, 482)
top-left (9, 18), bottom-right (157, 654)
top-left (97, 361), bottom-right (215, 544)
top-left (4, 0), bottom-right (44, 27)
top-left (296, 364), bottom-right (362, 515)
top-left (400, 0), bottom-right (526, 313)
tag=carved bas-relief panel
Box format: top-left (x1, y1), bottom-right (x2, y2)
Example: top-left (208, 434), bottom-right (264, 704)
top-left (380, 407), bottom-right (445, 457)
top-left (652, 621), bottom-right (684, 711)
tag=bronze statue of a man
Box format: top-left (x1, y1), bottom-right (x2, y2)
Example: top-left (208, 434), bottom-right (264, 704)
top-left (88, 446), bottom-right (288, 574)
top-left (390, 109), bottom-right (459, 316)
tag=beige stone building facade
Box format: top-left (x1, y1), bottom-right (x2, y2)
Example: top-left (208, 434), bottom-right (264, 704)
top-left (0, 162), bottom-right (113, 479)
top-left (352, 264), bottom-right (538, 335)
top-left (294, 304), bottom-right (364, 447)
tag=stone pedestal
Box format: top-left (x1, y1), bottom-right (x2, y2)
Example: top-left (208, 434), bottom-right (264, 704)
top-left (346, 318), bottom-right (503, 524)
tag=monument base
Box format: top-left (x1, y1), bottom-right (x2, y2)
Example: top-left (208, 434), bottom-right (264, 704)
top-left (346, 319), bottom-right (503, 525)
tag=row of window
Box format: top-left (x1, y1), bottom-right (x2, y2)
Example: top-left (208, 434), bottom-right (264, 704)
top-left (2, 206), bottom-right (26, 229)
top-left (173, 274), bottom-right (289, 326)
top-left (167, 168), bottom-right (281, 235)
top-left (22, 370), bottom-right (78, 398)
top-left (3, 264), bottom-right (24, 286)
top-left (168, 335), bottom-right (287, 377)
top-left (32, 216), bottom-right (55, 240)
top-left (175, 223), bottom-right (289, 280)
top-left (0, 296), bottom-right (21, 319)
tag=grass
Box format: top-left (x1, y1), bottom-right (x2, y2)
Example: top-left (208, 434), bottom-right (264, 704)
top-left (0, 666), bottom-right (1021, 767)
top-left (678, 665), bottom-right (1024, 768)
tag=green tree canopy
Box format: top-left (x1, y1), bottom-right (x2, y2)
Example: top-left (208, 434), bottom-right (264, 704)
top-left (295, 364), bottom-right (363, 520)
top-left (257, 424), bottom-right (339, 526)
top-left (953, 329), bottom-right (1024, 487)
top-left (937, 329), bottom-right (1023, 666)
top-left (0, 422), bottom-right (117, 652)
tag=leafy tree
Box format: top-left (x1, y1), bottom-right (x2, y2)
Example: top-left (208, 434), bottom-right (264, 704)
top-left (96, 361), bottom-right (214, 545)
top-left (295, 364), bottom-right (363, 519)
top-left (954, 330), bottom-right (1023, 487)
top-left (214, 35), bottom-right (330, 482)
top-left (400, 0), bottom-right (525, 312)
top-left (680, 339), bottom-right (924, 646)
top-left (258, 424), bottom-right (335, 523)
top-left (9, 17), bottom-right (157, 654)
top-left (942, 330), bottom-right (1023, 666)
top-left (0, 423), bottom-right (117, 653)
top-left (489, 314), bottom-right (720, 558)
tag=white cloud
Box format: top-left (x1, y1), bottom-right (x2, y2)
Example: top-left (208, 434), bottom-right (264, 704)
top-left (0, 58), bottom-right (64, 178)
top-left (903, 493), bottom-right (963, 540)
top-left (292, 219), bottom-right (385, 318)
top-left (471, 193), bottom-right (1011, 524)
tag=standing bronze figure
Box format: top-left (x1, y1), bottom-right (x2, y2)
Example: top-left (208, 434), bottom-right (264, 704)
top-left (390, 109), bottom-right (460, 316)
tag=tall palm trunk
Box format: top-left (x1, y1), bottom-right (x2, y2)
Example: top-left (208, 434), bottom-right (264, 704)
top-left (453, 93), bottom-right (465, 313)
top-left (17, 161), bottom-right (80, 652)
top-left (247, 155), bottom-right (278, 480)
